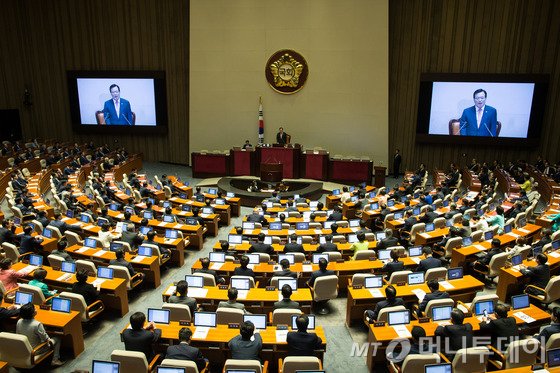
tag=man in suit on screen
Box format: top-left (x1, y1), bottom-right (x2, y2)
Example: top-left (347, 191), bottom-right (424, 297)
top-left (459, 88), bottom-right (498, 137)
top-left (103, 84), bottom-right (133, 125)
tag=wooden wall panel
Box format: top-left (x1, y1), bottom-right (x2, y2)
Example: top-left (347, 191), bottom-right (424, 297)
top-left (389, 0), bottom-right (560, 170)
top-left (0, 0), bottom-right (189, 164)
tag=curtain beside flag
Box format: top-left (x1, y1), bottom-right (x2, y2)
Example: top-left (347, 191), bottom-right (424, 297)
top-left (258, 97), bottom-right (264, 144)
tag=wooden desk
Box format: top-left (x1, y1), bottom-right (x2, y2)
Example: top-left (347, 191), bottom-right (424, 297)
top-left (366, 303), bottom-right (550, 370)
top-left (191, 152), bottom-right (230, 178)
top-left (12, 262), bottom-right (129, 316)
top-left (346, 275), bottom-right (485, 326)
top-left (329, 159), bottom-right (372, 184)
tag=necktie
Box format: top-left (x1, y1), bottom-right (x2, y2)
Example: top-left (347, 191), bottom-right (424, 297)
top-left (477, 108), bottom-right (482, 125)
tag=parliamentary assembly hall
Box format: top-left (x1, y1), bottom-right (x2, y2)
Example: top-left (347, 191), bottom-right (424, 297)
top-left (1, 0), bottom-right (560, 372)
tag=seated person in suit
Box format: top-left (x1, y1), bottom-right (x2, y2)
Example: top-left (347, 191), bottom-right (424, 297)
top-left (534, 306), bottom-right (560, 344)
top-left (356, 220), bottom-right (372, 236)
top-left (274, 284), bottom-right (300, 310)
top-left (416, 247), bottom-right (444, 272)
top-left (35, 211), bottom-right (50, 230)
top-left (165, 328), bottom-right (207, 370)
top-left (0, 219), bottom-right (18, 245)
top-left (246, 210), bottom-right (266, 224)
top-left (144, 230), bottom-right (170, 258)
top-left (350, 232), bottom-right (370, 260)
top-left (532, 228), bottom-right (552, 249)
top-left (391, 326), bottom-right (436, 365)
top-left (382, 248), bottom-right (405, 278)
top-left (168, 280), bottom-right (198, 316)
top-left (19, 225), bottom-right (43, 255)
top-left (284, 234), bottom-right (305, 254)
top-left (120, 223), bottom-right (145, 250)
top-left (109, 249), bottom-right (138, 277)
top-left (122, 311), bottom-right (162, 361)
top-left (191, 207), bottom-right (205, 227)
top-left (249, 233), bottom-right (274, 255)
top-left (365, 285), bottom-right (404, 322)
top-left (29, 268), bottom-right (57, 302)
top-left (272, 258), bottom-right (298, 279)
top-left (417, 279), bottom-right (450, 317)
top-left (51, 240), bottom-right (74, 263)
top-left (420, 205), bottom-right (439, 224)
top-left (217, 288), bottom-right (247, 313)
top-left (195, 257), bottom-right (225, 284)
top-left (402, 210), bottom-right (418, 233)
top-left (434, 226), bottom-right (462, 253)
top-left (479, 303), bottom-right (519, 352)
top-left (71, 269), bottom-right (100, 306)
top-left (521, 253), bottom-right (550, 295)
top-left (228, 321), bottom-right (262, 361)
top-left (233, 255), bottom-right (256, 278)
top-left (434, 308), bottom-right (473, 359)
top-left (286, 314), bottom-right (322, 356)
top-left (327, 205), bottom-right (343, 222)
top-left (376, 229), bottom-right (399, 251)
top-left (316, 234), bottom-right (338, 253)
top-left (307, 257), bottom-right (335, 287)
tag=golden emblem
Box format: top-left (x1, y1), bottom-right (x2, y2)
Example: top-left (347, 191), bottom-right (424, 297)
top-left (265, 50), bottom-right (308, 94)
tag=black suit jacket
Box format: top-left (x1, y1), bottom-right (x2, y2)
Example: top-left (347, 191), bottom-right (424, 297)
top-left (19, 235), bottom-right (43, 254)
top-left (249, 242), bottom-right (274, 255)
top-left (233, 266), bottom-right (255, 278)
top-left (418, 290), bottom-right (450, 314)
top-left (327, 212), bottom-right (343, 222)
top-left (435, 323), bottom-right (473, 356)
top-left (403, 217), bottom-right (418, 232)
top-left (421, 211), bottom-right (439, 224)
top-left (276, 132), bottom-right (288, 145)
top-left (376, 237), bottom-right (399, 251)
top-left (316, 242), bottom-right (338, 253)
top-left (308, 269), bottom-right (335, 287)
top-left (71, 282), bottom-right (99, 305)
top-left (536, 322), bottom-right (560, 344)
top-left (416, 256), bottom-right (444, 273)
top-left (165, 342), bottom-right (207, 371)
top-left (272, 269), bottom-right (297, 279)
top-left (520, 264), bottom-right (550, 290)
top-left (286, 331), bottom-right (322, 356)
top-left (382, 260), bottom-right (404, 277)
top-left (367, 297), bottom-right (405, 320)
top-left (284, 243), bottom-right (305, 254)
top-left (479, 247), bottom-right (502, 266)
top-left (479, 317), bottom-right (519, 351)
top-left (122, 328), bottom-right (162, 360)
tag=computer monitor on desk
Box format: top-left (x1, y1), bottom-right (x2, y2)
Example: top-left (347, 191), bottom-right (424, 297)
top-left (92, 360), bottom-right (120, 373)
top-left (388, 310), bottom-right (410, 326)
top-left (193, 312), bottom-right (217, 327)
top-left (243, 314), bottom-right (267, 330)
top-left (424, 363), bottom-right (452, 373)
top-left (148, 308), bottom-right (170, 324)
top-left (474, 300), bottom-right (494, 316)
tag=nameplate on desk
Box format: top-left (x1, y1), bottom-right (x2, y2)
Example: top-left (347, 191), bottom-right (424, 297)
top-left (352, 285), bottom-right (362, 290)
top-left (549, 251), bottom-right (560, 258)
top-left (396, 281), bottom-right (406, 286)
top-left (76, 247), bottom-right (89, 253)
top-left (210, 263), bottom-right (223, 270)
top-left (266, 286), bottom-right (276, 291)
top-left (275, 329), bottom-right (288, 342)
top-left (157, 222), bottom-right (167, 227)
top-left (518, 228), bottom-right (531, 234)
top-left (218, 285), bottom-right (228, 290)
top-left (131, 256), bottom-right (144, 263)
top-left (507, 232), bottom-right (520, 238)
top-left (439, 281), bottom-right (455, 290)
top-left (368, 289), bottom-right (383, 298)
top-left (513, 311), bottom-right (536, 323)
top-left (373, 321), bottom-right (386, 327)
top-left (336, 258), bottom-right (344, 263)
top-left (410, 257), bottom-right (421, 264)
top-left (179, 320), bottom-right (190, 326)
top-left (411, 288), bottom-right (426, 302)
top-left (474, 244), bottom-right (486, 251)
top-left (393, 325), bottom-right (412, 338)
top-left (418, 317), bottom-right (430, 324)
top-left (39, 304), bottom-right (50, 310)
top-left (193, 327), bottom-right (210, 339)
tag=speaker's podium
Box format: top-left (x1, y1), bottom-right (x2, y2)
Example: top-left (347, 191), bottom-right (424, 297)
top-left (260, 163), bottom-right (283, 182)
top-left (257, 144), bottom-right (301, 179)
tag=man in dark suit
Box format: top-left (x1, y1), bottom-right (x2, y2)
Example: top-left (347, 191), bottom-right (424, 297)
top-left (476, 238), bottom-right (503, 267)
top-left (521, 253), bottom-right (550, 294)
top-left (286, 315), bottom-right (322, 356)
top-left (272, 259), bottom-right (297, 279)
top-left (165, 328), bottom-right (207, 371)
top-left (246, 210), bottom-right (266, 224)
top-left (393, 149), bottom-right (402, 178)
top-left (365, 285), bottom-right (404, 321)
top-left (402, 210), bottom-right (418, 233)
top-left (194, 257), bottom-right (225, 284)
top-left (0, 220), bottom-right (17, 245)
top-left (122, 312), bottom-right (161, 360)
top-left (284, 234), bottom-right (305, 254)
top-left (274, 284), bottom-right (300, 310)
top-left (416, 247), bottom-right (444, 273)
top-left (109, 249), bottom-right (136, 276)
top-left (139, 182), bottom-right (150, 198)
top-left (120, 223), bottom-right (144, 250)
top-left (248, 233), bottom-right (274, 255)
top-left (233, 255), bottom-right (256, 278)
top-left (47, 213), bottom-right (75, 235)
top-left (418, 279), bottom-right (450, 316)
top-left (276, 127), bottom-right (288, 145)
top-left (534, 307), bottom-right (560, 344)
top-left (420, 206), bottom-right (439, 224)
top-left (382, 249), bottom-right (405, 278)
top-left (19, 225), bottom-right (43, 254)
top-left (459, 89), bottom-right (498, 137)
top-left (307, 258), bottom-right (335, 287)
top-left (316, 234), bottom-right (338, 253)
top-left (327, 205), bottom-right (343, 222)
top-left (376, 229), bottom-right (399, 251)
top-left (228, 321), bottom-right (262, 361)
top-left (102, 84), bottom-right (133, 125)
top-left (479, 303), bottom-right (519, 352)
top-left (434, 308), bottom-right (473, 359)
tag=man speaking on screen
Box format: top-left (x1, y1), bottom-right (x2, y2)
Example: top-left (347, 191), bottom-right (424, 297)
top-left (103, 84), bottom-right (133, 125)
top-left (459, 88), bottom-right (498, 137)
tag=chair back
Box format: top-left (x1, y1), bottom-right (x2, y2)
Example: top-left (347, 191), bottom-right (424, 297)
top-left (59, 291), bottom-right (88, 322)
top-left (163, 186), bottom-right (173, 199)
top-left (444, 237), bottom-right (463, 258)
top-left (47, 225), bottom-right (62, 239)
top-left (401, 353), bottom-right (440, 373)
top-left (270, 276), bottom-right (296, 289)
top-left (216, 307), bottom-right (244, 324)
top-left (312, 275), bottom-right (338, 302)
top-left (323, 251), bottom-right (341, 261)
top-left (433, 217), bottom-right (446, 229)
top-left (255, 252), bottom-right (270, 263)
top-left (65, 231), bottom-right (83, 246)
top-left (113, 240), bottom-right (132, 252)
top-left (0, 332), bottom-right (50, 369)
top-left (231, 275), bottom-right (255, 288)
top-left (47, 254), bottom-right (65, 268)
top-left (377, 305), bottom-right (407, 323)
top-left (388, 270), bottom-right (412, 284)
top-left (546, 333), bottom-right (560, 350)
top-left (425, 298), bottom-right (455, 319)
top-left (272, 308), bottom-right (302, 325)
top-left (223, 358), bottom-right (262, 373)
top-left (425, 267), bottom-right (447, 282)
top-left (410, 223), bottom-right (425, 243)
top-left (468, 294), bottom-right (499, 314)
top-left (111, 349), bottom-right (149, 372)
top-left (2, 242), bottom-right (20, 263)
top-left (76, 259), bottom-right (96, 276)
top-left (354, 250), bottom-right (376, 260)
top-left (160, 359), bottom-right (200, 373)
top-left (351, 273), bottom-right (376, 287)
top-left (514, 212), bottom-right (527, 228)
top-left (488, 252), bottom-right (510, 277)
top-left (452, 347), bottom-right (489, 373)
top-left (281, 356), bottom-right (322, 373)
top-left (162, 302), bottom-right (192, 322)
top-left (471, 230), bottom-right (483, 242)
top-left (30, 220), bottom-right (43, 234)
top-left (336, 220), bottom-right (349, 228)
top-left (504, 339), bottom-right (539, 369)
top-left (543, 276), bottom-right (560, 303)
top-left (332, 235), bottom-right (346, 243)
top-left (192, 272), bottom-right (216, 287)
top-left (17, 283), bottom-right (46, 304)
top-left (108, 265), bottom-right (133, 290)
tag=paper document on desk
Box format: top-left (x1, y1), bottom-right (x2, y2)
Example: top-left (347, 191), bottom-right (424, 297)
top-left (474, 244), bottom-right (486, 251)
top-left (513, 311), bottom-right (536, 323)
top-left (276, 330), bottom-right (288, 342)
top-left (210, 263), bottom-right (223, 270)
top-left (158, 222), bottom-right (167, 227)
top-left (314, 229), bottom-right (323, 235)
top-left (245, 229), bottom-right (253, 235)
top-left (166, 286), bottom-right (176, 296)
top-left (549, 251), bottom-right (560, 258)
top-left (518, 228), bottom-right (531, 234)
top-left (439, 281), bottom-right (455, 290)
top-left (350, 227), bottom-right (359, 232)
top-left (187, 288), bottom-right (208, 298)
top-left (174, 223), bottom-right (183, 229)
top-left (302, 265), bottom-right (313, 272)
top-left (236, 290), bottom-right (249, 300)
top-left (93, 250), bottom-right (108, 257)
top-left (193, 327), bottom-right (209, 339)
top-left (410, 257), bottom-right (421, 264)
top-left (131, 256), bottom-right (144, 263)
top-left (368, 289), bottom-right (383, 298)
top-left (18, 265), bottom-right (37, 275)
top-left (92, 279), bottom-right (106, 287)
top-left (76, 247), bottom-right (89, 253)
top-left (61, 217), bottom-right (70, 222)
top-left (248, 264), bottom-right (255, 270)
top-left (507, 232), bottom-right (520, 238)
top-left (56, 273), bottom-right (73, 282)
top-left (393, 325), bottom-right (411, 338)
top-left (411, 288), bottom-right (426, 302)
top-left (261, 229), bottom-right (268, 235)
top-left (83, 224), bottom-right (96, 230)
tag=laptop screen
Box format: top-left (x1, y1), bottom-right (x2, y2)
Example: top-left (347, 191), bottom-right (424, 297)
top-left (278, 254), bottom-right (295, 265)
top-left (548, 348), bottom-right (560, 368)
top-left (227, 192), bottom-right (235, 198)
top-left (425, 223), bottom-right (435, 232)
top-left (163, 215), bottom-right (175, 223)
top-left (312, 253), bottom-right (329, 264)
top-left (323, 221), bottom-right (334, 230)
top-left (263, 236), bottom-right (273, 245)
top-left (413, 207), bottom-right (421, 215)
top-left (97, 267), bottom-right (113, 279)
top-left (408, 246), bottom-right (422, 257)
top-left (553, 239), bottom-right (560, 250)
top-left (292, 315), bottom-right (315, 330)
top-left (162, 201), bottom-right (171, 208)
top-left (432, 306), bottom-right (452, 321)
top-left (148, 308), bottom-right (170, 324)
top-left (15, 291), bottom-right (33, 305)
top-left (202, 207), bottom-right (213, 215)
top-left (61, 261), bottom-right (76, 273)
top-left (447, 267), bottom-right (463, 280)
top-left (408, 272), bottom-right (425, 285)
top-left (29, 254), bottom-right (43, 267)
top-left (209, 252), bottom-right (225, 263)
top-left (143, 211), bottom-right (153, 219)
top-left (503, 224), bottom-right (512, 233)
top-left (364, 276), bottom-right (383, 288)
top-left (377, 250), bottom-right (391, 261)
top-left (185, 217), bottom-right (198, 226)
top-left (269, 222), bottom-right (282, 230)
top-left (474, 300), bottom-right (494, 316)
top-left (370, 203), bottom-right (379, 210)
top-left (242, 222), bottom-right (255, 230)
top-left (66, 210), bottom-right (74, 218)
top-left (424, 363), bottom-right (452, 373)
top-left (51, 297), bottom-right (72, 313)
top-left (375, 232), bottom-right (386, 241)
top-left (139, 226), bottom-right (151, 235)
top-left (110, 242), bottom-right (123, 252)
top-left (165, 229), bottom-right (178, 239)
top-left (109, 203), bottom-right (120, 211)
top-left (347, 234), bottom-right (358, 243)
top-left (296, 222), bottom-right (309, 230)
top-left (80, 214), bottom-right (90, 223)
top-left (246, 254), bottom-right (260, 265)
top-left (42, 228), bottom-right (52, 238)
top-left (387, 199), bottom-right (395, 207)
top-left (157, 367), bottom-right (187, 373)
top-left (193, 312), bottom-right (217, 327)
top-left (511, 254), bottom-right (522, 266)
top-left (138, 246), bottom-right (153, 257)
top-left (278, 278), bottom-right (297, 291)
top-left (243, 314), bottom-right (267, 330)
top-left (332, 189), bottom-right (340, 195)
top-left (184, 275), bottom-right (204, 288)
top-left (309, 201), bottom-right (318, 208)
top-left (92, 360), bottom-right (120, 373)
top-left (462, 237), bottom-right (473, 246)
top-left (97, 218), bottom-right (109, 227)
top-left (208, 188), bottom-right (217, 195)
top-left (228, 234), bottom-right (243, 244)
top-left (484, 231), bottom-right (494, 240)
top-left (388, 310), bottom-right (410, 325)
top-left (214, 198), bottom-right (225, 205)
top-left (84, 237), bottom-right (97, 248)
top-left (512, 294), bottom-right (530, 310)
top-left (445, 219), bottom-right (454, 227)
top-left (230, 278), bottom-right (250, 290)
top-left (394, 212), bottom-right (403, 220)
top-left (182, 204), bottom-right (192, 212)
